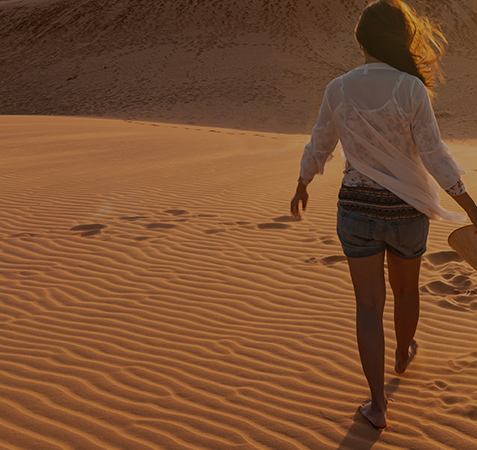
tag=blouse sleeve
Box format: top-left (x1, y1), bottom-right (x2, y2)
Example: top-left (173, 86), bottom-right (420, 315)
top-left (411, 80), bottom-right (465, 191)
top-left (299, 83), bottom-right (339, 185)
top-left (445, 178), bottom-right (466, 196)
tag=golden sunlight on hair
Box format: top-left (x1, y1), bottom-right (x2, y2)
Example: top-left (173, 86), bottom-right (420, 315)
top-left (401, 0), bottom-right (447, 88)
top-left (356, 0), bottom-right (447, 97)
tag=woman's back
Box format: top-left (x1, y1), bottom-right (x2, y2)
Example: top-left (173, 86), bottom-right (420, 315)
top-left (339, 62), bottom-right (412, 111)
top-left (318, 62), bottom-right (465, 221)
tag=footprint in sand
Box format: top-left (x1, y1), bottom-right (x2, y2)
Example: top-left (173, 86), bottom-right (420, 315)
top-left (204, 228), bottom-right (226, 234)
top-left (272, 215), bottom-right (296, 223)
top-left (425, 380), bottom-right (448, 391)
top-left (448, 351), bottom-right (477, 372)
top-left (256, 215), bottom-right (297, 229)
top-left (468, 406), bottom-right (477, 421)
top-left (440, 394), bottom-right (469, 406)
top-left (441, 274), bottom-right (474, 289)
top-left (437, 298), bottom-right (469, 312)
top-left (143, 209), bottom-right (192, 230)
top-left (320, 255), bottom-right (347, 266)
top-left (119, 216), bottom-right (148, 221)
top-left (421, 280), bottom-right (458, 296)
top-left (424, 251), bottom-right (463, 266)
top-left (165, 209), bottom-right (188, 216)
top-left (203, 221), bottom-right (254, 234)
top-left (304, 255), bottom-right (346, 265)
top-left (422, 276), bottom-right (477, 310)
top-left (319, 235), bottom-right (340, 246)
top-left (70, 223), bottom-right (106, 237)
top-left (421, 251), bottom-right (477, 312)
top-left (257, 223), bottom-right (291, 230)
top-left (146, 223), bottom-right (177, 230)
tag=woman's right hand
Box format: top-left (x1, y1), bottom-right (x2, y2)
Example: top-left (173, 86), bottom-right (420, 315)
top-left (451, 192), bottom-right (477, 228)
top-left (291, 183), bottom-right (309, 220)
top-left (468, 209), bottom-right (477, 228)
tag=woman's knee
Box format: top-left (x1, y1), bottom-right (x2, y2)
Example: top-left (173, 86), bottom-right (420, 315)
top-left (393, 284), bottom-right (420, 297)
top-left (355, 291), bottom-right (386, 309)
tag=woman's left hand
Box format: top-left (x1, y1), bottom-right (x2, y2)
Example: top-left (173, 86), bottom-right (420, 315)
top-left (291, 183), bottom-right (308, 220)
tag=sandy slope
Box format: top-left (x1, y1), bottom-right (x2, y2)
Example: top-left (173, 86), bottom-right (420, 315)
top-left (1, 0), bottom-right (477, 136)
top-left (0, 115), bottom-right (476, 449)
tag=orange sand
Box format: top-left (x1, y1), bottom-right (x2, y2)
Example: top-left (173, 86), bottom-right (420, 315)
top-left (1, 0), bottom-right (477, 447)
top-left (0, 115), bottom-right (476, 448)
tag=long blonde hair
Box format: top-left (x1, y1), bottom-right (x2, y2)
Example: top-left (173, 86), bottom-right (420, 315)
top-left (355, 0), bottom-right (447, 96)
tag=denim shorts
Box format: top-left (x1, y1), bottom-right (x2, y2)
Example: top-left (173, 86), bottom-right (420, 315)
top-left (337, 203), bottom-right (429, 259)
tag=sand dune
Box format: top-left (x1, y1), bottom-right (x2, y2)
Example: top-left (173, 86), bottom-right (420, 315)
top-left (0, 115), bottom-right (476, 448)
top-left (1, 0), bottom-right (477, 136)
top-left (1, 0), bottom-right (477, 447)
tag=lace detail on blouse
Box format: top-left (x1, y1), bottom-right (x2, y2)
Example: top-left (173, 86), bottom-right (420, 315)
top-left (299, 62), bottom-right (467, 222)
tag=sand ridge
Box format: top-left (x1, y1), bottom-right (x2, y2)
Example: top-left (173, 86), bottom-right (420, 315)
top-left (0, 116), bottom-right (476, 448)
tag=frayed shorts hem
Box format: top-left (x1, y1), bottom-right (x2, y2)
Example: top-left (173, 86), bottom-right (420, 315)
top-left (342, 245), bottom-right (427, 260)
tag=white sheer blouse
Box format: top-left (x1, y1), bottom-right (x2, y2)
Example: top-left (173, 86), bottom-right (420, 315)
top-left (299, 62), bottom-right (466, 222)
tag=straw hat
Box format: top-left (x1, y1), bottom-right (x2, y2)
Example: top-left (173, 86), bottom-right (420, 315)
top-left (448, 225), bottom-right (477, 271)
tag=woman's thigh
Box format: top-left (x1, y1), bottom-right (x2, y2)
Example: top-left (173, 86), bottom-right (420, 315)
top-left (386, 251), bottom-right (422, 296)
top-left (347, 251), bottom-right (386, 308)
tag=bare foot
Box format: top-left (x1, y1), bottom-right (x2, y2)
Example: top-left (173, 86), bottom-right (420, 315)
top-left (359, 401), bottom-right (387, 429)
top-left (395, 339), bottom-right (418, 374)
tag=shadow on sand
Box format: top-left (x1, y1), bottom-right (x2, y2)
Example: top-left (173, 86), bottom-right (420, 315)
top-left (337, 377), bottom-right (401, 449)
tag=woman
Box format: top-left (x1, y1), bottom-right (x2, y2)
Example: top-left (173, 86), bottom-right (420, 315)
top-left (291, 0), bottom-right (477, 429)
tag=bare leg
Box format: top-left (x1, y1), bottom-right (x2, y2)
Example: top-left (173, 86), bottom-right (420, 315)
top-left (387, 251), bottom-right (421, 374)
top-left (347, 251), bottom-right (387, 429)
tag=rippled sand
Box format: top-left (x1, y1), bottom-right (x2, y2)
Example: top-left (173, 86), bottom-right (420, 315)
top-left (0, 116), bottom-right (476, 448)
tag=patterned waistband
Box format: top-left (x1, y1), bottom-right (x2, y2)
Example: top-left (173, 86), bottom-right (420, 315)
top-left (338, 185), bottom-right (423, 220)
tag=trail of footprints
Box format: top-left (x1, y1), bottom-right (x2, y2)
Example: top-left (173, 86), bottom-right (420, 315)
top-left (68, 214), bottom-right (477, 314)
top-left (124, 120), bottom-right (279, 139)
top-left (421, 251), bottom-right (477, 313)
top-left (305, 246), bottom-right (477, 313)
top-left (425, 377), bottom-right (477, 420)
top-left (66, 211), bottom-right (349, 269)
top-left (67, 209), bottom-right (300, 238)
